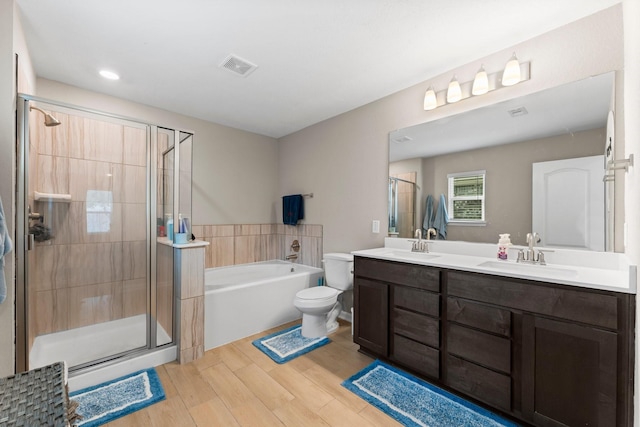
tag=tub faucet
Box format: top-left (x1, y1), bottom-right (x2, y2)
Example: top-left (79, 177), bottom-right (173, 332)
top-left (285, 254), bottom-right (298, 261)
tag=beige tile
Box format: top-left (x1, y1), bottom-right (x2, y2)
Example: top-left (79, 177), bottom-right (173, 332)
top-left (235, 224), bottom-right (261, 236)
top-left (145, 395), bottom-right (197, 427)
top-left (272, 398), bottom-right (331, 427)
top-left (164, 362), bottom-right (218, 409)
top-left (234, 235), bottom-right (261, 264)
top-left (60, 201), bottom-right (123, 244)
top-left (178, 247), bottom-right (204, 299)
top-left (37, 155), bottom-right (69, 194)
top-left (268, 364), bottom-right (334, 413)
top-left (189, 397), bottom-right (241, 427)
top-left (81, 117), bottom-right (124, 163)
top-left (68, 114), bottom-right (85, 159)
top-left (30, 111), bottom-right (53, 156)
top-left (231, 397), bottom-right (286, 427)
top-left (191, 225), bottom-right (203, 239)
top-left (205, 237), bottom-right (234, 268)
top-left (55, 243), bottom-right (124, 287)
top-left (235, 363), bottom-right (295, 410)
top-left (32, 245), bottom-right (54, 291)
top-left (358, 405), bottom-right (403, 427)
top-left (123, 126), bottom-right (147, 167)
top-left (179, 345), bottom-right (204, 365)
top-left (68, 158), bottom-right (114, 202)
top-left (122, 240), bottom-right (147, 280)
top-left (201, 363), bottom-right (255, 410)
top-left (261, 224), bottom-right (277, 235)
top-left (34, 289), bottom-right (68, 336)
top-left (67, 281), bottom-right (124, 329)
top-left (179, 296), bottom-right (204, 350)
top-left (300, 236), bottom-right (323, 268)
top-left (122, 203), bottom-right (146, 242)
top-left (123, 278), bottom-right (146, 317)
top-left (122, 165), bottom-right (147, 203)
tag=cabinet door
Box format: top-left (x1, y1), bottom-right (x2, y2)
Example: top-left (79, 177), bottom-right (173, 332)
top-left (522, 315), bottom-right (617, 427)
top-left (354, 278), bottom-right (388, 356)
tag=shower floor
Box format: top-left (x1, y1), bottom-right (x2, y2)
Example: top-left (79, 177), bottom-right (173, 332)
top-left (29, 314), bottom-right (171, 370)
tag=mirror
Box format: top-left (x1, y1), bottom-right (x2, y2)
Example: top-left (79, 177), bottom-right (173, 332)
top-left (389, 72), bottom-right (617, 251)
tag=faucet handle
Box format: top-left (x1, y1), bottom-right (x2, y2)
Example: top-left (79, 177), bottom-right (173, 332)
top-left (517, 249), bottom-right (525, 263)
top-left (536, 249), bottom-right (554, 265)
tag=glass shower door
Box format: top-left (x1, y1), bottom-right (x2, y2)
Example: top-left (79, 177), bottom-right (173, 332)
top-left (23, 99), bottom-right (151, 370)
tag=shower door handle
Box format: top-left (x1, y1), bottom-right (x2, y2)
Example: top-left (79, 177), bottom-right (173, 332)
top-left (26, 234), bottom-right (35, 251)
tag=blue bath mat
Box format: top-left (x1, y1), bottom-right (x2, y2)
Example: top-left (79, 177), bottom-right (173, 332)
top-left (70, 368), bottom-right (165, 427)
top-left (252, 324), bottom-right (330, 364)
top-left (342, 360), bottom-right (519, 427)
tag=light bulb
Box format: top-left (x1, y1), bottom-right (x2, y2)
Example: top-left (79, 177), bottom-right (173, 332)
top-left (502, 53), bottom-right (521, 86)
top-left (472, 65), bottom-right (489, 95)
top-left (423, 86), bottom-right (437, 110)
top-left (447, 76), bottom-right (461, 103)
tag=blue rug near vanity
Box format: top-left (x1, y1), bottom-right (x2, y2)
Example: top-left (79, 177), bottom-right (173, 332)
top-left (343, 360), bottom-right (519, 427)
top-left (252, 324), bottom-right (330, 364)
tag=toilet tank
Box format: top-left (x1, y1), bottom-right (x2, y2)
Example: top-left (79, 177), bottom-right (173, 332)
top-left (323, 253), bottom-right (354, 291)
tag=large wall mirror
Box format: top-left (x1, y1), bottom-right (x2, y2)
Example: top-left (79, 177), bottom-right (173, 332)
top-left (389, 71), bottom-right (620, 252)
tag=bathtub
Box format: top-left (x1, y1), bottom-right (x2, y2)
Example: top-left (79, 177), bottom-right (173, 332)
top-left (204, 260), bottom-right (324, 350)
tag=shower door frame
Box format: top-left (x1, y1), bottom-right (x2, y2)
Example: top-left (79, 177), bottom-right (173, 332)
top-left (15, 94), bottom-right (168, 373)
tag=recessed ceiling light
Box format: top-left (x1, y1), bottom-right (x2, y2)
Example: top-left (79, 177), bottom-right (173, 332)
top-left (99, 70), bottom-right (120, 80)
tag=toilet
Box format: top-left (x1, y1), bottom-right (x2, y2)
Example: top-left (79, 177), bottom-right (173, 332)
top-left (293, 253), bottom-right (354, 338)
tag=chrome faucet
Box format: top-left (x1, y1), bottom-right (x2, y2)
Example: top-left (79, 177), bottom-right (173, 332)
top-left (412, 229), bottom-right (429, 253)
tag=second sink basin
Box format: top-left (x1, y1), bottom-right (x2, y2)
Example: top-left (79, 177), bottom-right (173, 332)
top-left (387, 250), bottom-right (440, 261)
top-left (478, 260), bottom-right (578, 278)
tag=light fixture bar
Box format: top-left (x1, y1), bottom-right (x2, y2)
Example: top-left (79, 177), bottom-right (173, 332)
top-left (424, 61), bottom-right (530, 110)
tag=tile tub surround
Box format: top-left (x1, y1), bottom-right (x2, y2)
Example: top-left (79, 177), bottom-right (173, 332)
top-left (193, 223), bottom-right (323, 269)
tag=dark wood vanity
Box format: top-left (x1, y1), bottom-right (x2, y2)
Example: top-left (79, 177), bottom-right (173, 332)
top-left (353, 256), bottom-right (635, 427)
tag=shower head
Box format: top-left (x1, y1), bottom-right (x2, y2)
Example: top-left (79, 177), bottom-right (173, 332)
top-left (29, 106), bottom-right (61, 127)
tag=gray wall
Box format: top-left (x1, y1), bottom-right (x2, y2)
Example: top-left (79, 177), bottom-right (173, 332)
top-left (420, 128), bottom-right (604, 246)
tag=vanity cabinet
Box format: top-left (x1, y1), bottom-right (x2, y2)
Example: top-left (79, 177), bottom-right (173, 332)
top-left (353, 257), bottom-right (634, 427)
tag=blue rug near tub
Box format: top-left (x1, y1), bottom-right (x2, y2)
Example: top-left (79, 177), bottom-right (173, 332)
top-left (342, 360), bottom-right (519, 427)
top-left (252, 324), bottom-right (330, 364)
top-left (69, 368), bottom-right (165, 427)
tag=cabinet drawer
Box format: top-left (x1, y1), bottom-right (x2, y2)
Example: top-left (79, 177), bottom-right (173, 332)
top-left (446, 354), bottom-right (511, 412)
top-left (446, 271), bottom-right (619, 330)
top-left (447, 297), bottom-right (510, 337)
top-left (392, 334), bottom-right (440, 379)
top-left (447, 323), bottom-right (510, 374)
top-left (355, 257), bottom-right (439, 292)
top-left (394, 286), bottom-right (440, 317)
top-left (393, 308), bottom-right (439, 348)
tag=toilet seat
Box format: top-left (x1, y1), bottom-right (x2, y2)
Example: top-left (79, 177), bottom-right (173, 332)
top-left (295, 286), bottom-right (339, 303)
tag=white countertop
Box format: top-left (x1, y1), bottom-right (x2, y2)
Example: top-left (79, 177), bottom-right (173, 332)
top-left (352, 239), bottom-right (636, 294)
top-left (157, 237), bottom-right (210, 249)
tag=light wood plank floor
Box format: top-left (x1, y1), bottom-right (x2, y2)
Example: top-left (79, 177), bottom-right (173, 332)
top-left (105, 320), bottom-right (402, 426)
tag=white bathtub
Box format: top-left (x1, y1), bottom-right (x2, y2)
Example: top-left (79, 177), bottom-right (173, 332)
top-left (204, 260), bottom-right (324, 350)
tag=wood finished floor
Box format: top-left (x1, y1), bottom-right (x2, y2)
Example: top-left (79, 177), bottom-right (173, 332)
top-left (105, 320), bottom-right (402, 426)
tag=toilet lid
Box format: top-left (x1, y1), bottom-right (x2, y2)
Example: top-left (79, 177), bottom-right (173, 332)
top-left (296, 287), bottom-right (339, 300)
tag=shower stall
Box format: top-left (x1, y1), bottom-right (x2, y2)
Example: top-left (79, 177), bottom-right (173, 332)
top-left (388, 176), bottom-right (416, 238)
top-left (15, 95), bottom-right (191, 377)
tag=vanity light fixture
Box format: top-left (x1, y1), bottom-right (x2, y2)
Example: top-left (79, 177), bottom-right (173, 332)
top-left (422, 54), bottom-right (530, 111)
top-left (423, 86), bottom-right (437, 110)
top-left (99, 70), bottom-right (120, 80)
top-left (447, 76), bottom-right (462, 103)
top-left (472, 65), bottom-right (489, 95)
top-left (501, 53), bottom-right (521, 86)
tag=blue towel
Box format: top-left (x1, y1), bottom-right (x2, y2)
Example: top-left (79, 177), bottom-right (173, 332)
top-left (0, 196), bottom-right (12, 304)
top-left (422, 195), bottom-right (434, 233)
top-left (283, 194), bottom-right (304, 225)
top-left (433, 194), bottom-right (449, 240)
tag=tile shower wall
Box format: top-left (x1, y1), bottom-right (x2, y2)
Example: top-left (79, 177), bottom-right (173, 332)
top-left (192, 224), bottom-right (323, 269)
top-left (28, 109), bottom-right (148, 343)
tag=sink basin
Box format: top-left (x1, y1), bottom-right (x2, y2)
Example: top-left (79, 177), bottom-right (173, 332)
top-left (386, 250), bottom-right (440, 261)
top-left (478, 261), bottom-right (577, 278)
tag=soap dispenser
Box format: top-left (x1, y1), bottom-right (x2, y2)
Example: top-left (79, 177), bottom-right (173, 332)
top-left (497, 233), bottom-right (511, 260)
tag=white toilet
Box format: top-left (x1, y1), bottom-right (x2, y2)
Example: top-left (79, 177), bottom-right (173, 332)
top-left (293, 253), bottom-right (354, 338)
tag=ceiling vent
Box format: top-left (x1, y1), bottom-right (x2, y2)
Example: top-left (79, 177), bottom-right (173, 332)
top-left (392, 136), bottom-right (413, 144)
top-left (219, 54), bottom-right (258, 77)
top-left (507, 106), bottom-right (528, 117)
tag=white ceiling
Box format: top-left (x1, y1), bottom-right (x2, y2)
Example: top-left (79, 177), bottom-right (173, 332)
top-left (16, 0), bottom-right (621, 139)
